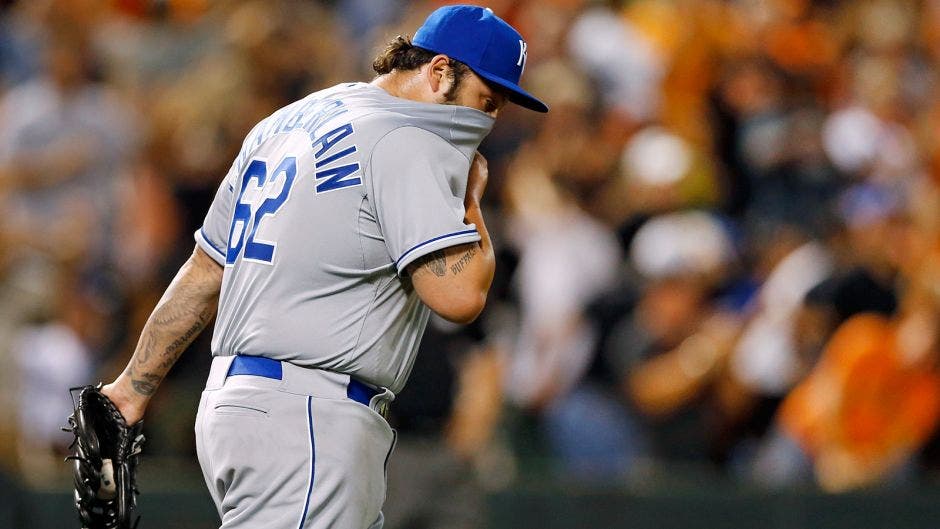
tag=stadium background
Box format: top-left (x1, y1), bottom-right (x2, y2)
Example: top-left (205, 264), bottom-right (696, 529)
top-left (2, 0), bottom-right (940, 527)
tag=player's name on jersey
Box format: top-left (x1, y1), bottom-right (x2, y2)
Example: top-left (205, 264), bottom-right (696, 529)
top-left (237, 96), bottom-right (362, 193)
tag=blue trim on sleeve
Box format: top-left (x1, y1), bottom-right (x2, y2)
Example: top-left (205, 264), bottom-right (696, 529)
top-left (297, 395), bottom-right (315, 529)
top-left (394, 228), bottom-right (478, 269)
top-left (198, 228), bottom-right (227, 260)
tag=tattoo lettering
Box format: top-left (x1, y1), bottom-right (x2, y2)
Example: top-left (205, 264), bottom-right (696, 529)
top-left (162, 307), bottom-right (213, 368)
top-left (450, 246), bottom-right (476, 276)
top-left (425, 250), bottom-right (447, 277)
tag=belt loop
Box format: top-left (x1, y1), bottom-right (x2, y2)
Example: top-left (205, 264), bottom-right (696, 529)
top-left (369, 388), bottom-right (395, 419)
top-left (206, 355), bottom-right (237, 390)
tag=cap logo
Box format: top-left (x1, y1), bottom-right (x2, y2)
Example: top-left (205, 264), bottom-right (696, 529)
top-left (517, 39), bottom-right (528, 72)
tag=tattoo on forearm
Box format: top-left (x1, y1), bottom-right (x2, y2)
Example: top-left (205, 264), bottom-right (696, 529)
top-left (136, 333), bottom-right (156, 365)
top-left (131, 373), bottom-right (161, 396)
top-left (450, 246), bottom-right (476, 276)
top-left (128, 253), bottom-right (220, 398)
top-left (161, 306), bottom-right (213, 368)
top-left (424, 250), bottom-right (447, 277)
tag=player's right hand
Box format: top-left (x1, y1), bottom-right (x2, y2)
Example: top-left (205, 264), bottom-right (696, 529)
top-left (465, 152), bottom-right (488, 208)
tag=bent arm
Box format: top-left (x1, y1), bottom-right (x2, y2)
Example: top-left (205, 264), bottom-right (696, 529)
top-left (407, 202), bottom-right (495, 324)
top-left (103, 245), bottom-right (223, 424)
top-left (627, 314), bottom-right (739, 416)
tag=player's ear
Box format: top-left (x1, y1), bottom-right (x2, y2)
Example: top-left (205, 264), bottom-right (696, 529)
top-left (426, 54), bottom-right (451, 96)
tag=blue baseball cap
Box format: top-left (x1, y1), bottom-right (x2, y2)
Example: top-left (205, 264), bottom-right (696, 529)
top-left (412, 5), bottom-right (549, 113)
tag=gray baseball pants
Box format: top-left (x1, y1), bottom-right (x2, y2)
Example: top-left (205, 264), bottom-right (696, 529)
top-left (195, 355), bottom-right (396, 529)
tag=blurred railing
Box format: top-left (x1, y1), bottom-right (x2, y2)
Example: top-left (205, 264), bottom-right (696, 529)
top-left (5, 459), bottom-right (940, 529)
top-left (488, 485), bottom-right (940, 529)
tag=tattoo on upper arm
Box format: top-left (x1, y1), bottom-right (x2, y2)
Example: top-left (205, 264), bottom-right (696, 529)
top-left (450, 246), bottom-right (476, 276)
top-left (411, 246), bottom-right (479, 279)
top-left (424, 250), bottom-right (447, 277)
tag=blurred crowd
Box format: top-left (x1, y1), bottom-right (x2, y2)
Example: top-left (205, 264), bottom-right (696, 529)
top-left (3, 0), bottom-right (940, 523)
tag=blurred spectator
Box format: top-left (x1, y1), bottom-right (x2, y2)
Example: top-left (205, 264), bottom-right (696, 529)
top-left (13, 280), bottom-right (101, 483)
top-left (567, 3), bottom-right (664, 121)
top-left (601, 211), bottom-right (739, 468)
top-left (0, 29), bottom-right (137, 270)
top-left (500, 142), bottom-right (624, 480)
top-left (777, 311), bottom-right (940, 492)
top-left (768, 176), bottom-right (940, 491)
top-left (618, 125), bottom-right (722, 216)
top-left (503, 170), bottom-right (621, 408)
top-left (730, 227), bottom-right (833, 410)
top-left (723, 225), bottom-right (833, 485)
top-left (384, 316), bottom-right (504, 529)
top-left (0, 12), bottom-right (138, 469)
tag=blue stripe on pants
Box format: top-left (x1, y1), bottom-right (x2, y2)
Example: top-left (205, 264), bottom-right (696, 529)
top-left (297, 396), bottom-right (315, 528)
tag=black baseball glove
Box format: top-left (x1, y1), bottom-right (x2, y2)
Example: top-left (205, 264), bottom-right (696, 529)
top-left (64, 385), bottom-right (145, 529)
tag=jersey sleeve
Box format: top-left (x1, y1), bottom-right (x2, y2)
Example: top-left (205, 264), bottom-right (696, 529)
top-left (369, 126), bottom-right (482, 274)
top-left (194, 162), bottom-right (238, 265)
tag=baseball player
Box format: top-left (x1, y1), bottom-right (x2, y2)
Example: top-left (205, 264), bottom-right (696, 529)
top-left (100, 5), bottom-right (546, 529)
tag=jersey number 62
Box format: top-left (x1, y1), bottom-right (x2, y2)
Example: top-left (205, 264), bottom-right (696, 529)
top-left (226, 156), bottom-right (297, 265)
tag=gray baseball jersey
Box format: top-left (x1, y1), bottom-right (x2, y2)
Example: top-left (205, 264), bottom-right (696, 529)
top-left (194, 82), bottom-right (493, 394)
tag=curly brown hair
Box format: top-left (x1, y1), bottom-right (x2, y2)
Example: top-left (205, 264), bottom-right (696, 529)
top-left (372, 35), bottom-right (470, 102)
